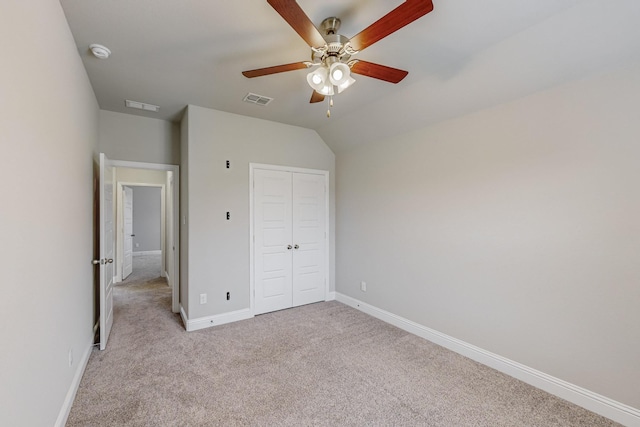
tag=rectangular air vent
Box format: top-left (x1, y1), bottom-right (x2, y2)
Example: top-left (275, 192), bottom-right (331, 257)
top-left (125, 99), bottom-right (160, 112)
top-left (243, 93), bottom-right (273, 106)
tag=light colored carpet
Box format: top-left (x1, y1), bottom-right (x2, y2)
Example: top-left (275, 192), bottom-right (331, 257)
top-left (68, 258), bottom-right (619, 426)
top-left (118, 253), bottom-right (164, 287)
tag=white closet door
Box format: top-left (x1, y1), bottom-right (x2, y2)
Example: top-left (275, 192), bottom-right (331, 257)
top-left (254, 170), bottom-right (293, 315)
top-left (292, 173), bottom-right (326, 307)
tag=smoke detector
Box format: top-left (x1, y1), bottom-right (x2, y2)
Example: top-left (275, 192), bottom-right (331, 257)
top-left (89, 44), bottom-right (111, 59)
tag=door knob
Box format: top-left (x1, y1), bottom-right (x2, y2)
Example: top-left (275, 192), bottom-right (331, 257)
top-left (92, 259), bottom-right (101, 265)
top-left (287, 245), bottom-right (292, 250)
top-left (106, 258), bottom-right (113, 264)
top-left (131, 234), bottom-right (135, 237)
top-left (294, 244), bottom-right (299, 249)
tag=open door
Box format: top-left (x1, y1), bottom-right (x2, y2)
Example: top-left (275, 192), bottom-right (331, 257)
top-left (97, 153), bottom-right (115, 350)
top-left (122, 186), bottom-right (134, 280)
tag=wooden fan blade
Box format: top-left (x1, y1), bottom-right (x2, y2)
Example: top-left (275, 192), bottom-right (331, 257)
top-left (310, 91), bottom-right (325, 103)
top-left (267, 0), bottom-right (326, 48)
top-left (242, 62), bottom-right (308, 78)
top-left (349, 0), bottom-right (434, 52)
top-left (350, 60), bottom-right (408, 83)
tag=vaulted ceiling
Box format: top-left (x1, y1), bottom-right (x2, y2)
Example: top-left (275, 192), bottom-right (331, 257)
top-left (60, 0), bottom-right (640, 151)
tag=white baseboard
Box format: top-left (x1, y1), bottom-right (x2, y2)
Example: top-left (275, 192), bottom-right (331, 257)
top-left (54, 342), bottom-right (94, 427)
top-left (180, 306), bottom-right (254, 332)
top-left (180, 305), bottom-right (188, 330)
top-left (335, 292), bottom-right (640, 427)
top-left (326, 291), bottom-right (336, 301)
top-left (133, 250), bottom-right (161, 256)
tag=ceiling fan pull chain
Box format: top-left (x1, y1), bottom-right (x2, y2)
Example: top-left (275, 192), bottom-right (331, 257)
top-left (327, 96), bottom-right (334, 118)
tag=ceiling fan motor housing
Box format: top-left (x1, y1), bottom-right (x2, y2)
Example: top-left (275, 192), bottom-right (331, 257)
top-left (320, 17), bottom-right (341, 35)
top-left (311, 32), bottom-right (352, 65)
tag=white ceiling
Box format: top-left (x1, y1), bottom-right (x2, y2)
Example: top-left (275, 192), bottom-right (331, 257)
top-left (60, 0), bottom-right (640, 151)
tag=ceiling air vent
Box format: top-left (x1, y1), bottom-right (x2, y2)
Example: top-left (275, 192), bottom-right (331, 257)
top-left (243, 93), bottom-right (273, 106)
top-left (125, 99), bottom-right (160, 112)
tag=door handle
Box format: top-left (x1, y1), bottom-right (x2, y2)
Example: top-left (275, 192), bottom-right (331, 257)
top-left (294, 244), bottom-right (299, 249)
top-left (92, 258), bottom-right (113, 265)
top-left (287, 245), bottom-right (292, 250)
top-left (130, 234), bottom-right (135, 237)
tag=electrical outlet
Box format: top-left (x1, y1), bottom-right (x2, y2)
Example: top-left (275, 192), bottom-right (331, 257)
top-left (200, 293), bottom-right (207, 304)
top-left (68, 348), bottom-right (74, 367)
top-left (360, 281), bottom-right (367, 292)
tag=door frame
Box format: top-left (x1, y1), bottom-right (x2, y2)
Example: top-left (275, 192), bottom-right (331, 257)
top-left (111, 160), bottom-right (180, 314)
top-left (249, 163), bottom-right (330, 316)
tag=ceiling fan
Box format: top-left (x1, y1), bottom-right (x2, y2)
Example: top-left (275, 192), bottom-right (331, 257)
top-left (242, 0), bottom-right (434, 116)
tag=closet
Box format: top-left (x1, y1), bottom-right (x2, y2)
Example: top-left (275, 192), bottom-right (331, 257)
top-left (253, 167), bottom-right (327, 315)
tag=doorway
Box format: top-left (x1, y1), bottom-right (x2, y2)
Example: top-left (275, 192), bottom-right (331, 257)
top-left (120, 185), bottom-right (163, 282)
top-left (117, 183), bottom-right (165, 282)
top-left (111, 160), bottom-right (180, 313)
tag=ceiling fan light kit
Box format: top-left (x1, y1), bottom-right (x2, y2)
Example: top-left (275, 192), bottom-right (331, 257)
top-left (242, 0), bottom-right (435, 117)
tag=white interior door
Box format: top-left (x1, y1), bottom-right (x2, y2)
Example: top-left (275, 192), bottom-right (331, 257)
top-left (254, 169), bottom-right (293, 315)
top-left (292, 173), bottom-right (326, 306)
top-left (99, 153), bottom-right (115, 350)
top-left (254, 168), bottom-right (327, 315)
top-left (123, 186), bottom-right (133, 280)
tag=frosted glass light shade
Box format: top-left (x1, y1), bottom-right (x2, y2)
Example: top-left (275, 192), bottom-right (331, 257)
top-left (307, 67), bottom-right (329, 92)
top-left (337, 76), bottom-right (356, 93)
top-left (329, 62), bottom-right (351, 86)
top-left (318, 81), bottom-right (334, 96)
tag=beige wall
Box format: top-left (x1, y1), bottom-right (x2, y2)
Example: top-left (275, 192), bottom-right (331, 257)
top-left (181, 105), bottom-right (335, 320)
top-left (335, 62), bottom-right (640, 410)
top-left (99, 110), bottom-right (180, 165)
top-left (0, 1), bottom-right (99, 425)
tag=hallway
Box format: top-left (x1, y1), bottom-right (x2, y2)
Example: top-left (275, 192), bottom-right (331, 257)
top-left (118, 253), bottom-right (165, 287)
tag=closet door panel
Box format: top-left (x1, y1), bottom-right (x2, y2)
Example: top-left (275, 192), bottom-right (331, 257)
top-left (254, 170), bottom-right (293, 315)
top-left (292, 173), bottom-right (326, 306)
